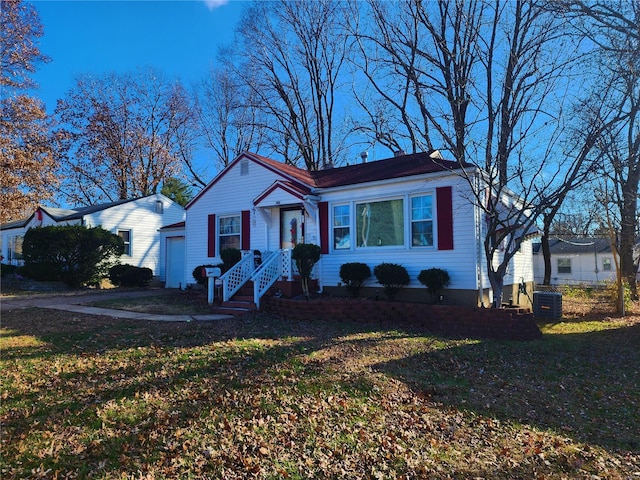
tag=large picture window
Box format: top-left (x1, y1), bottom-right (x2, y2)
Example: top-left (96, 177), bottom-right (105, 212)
top-left (356, 199), bottom-right (404, 247)
top-left (411, 195), bottom-right (433, 246)
top-left (219, 215), bottom-right (241, 251)
top-left (333, 204), bottom-right (350, 250)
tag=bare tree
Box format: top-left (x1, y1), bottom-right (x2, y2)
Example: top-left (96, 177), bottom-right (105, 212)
top-left (353, 0), bottom-right (598, 306)
top-left (0, 0), bottom-right (58, 222)
top-left (224, 0), bottom-right (350, 170)
top-left (55, 69), bottom-right (196, 205)
top-left (193, 66), bottom-right (267, 176)
top-left (559, 0), bottom-right (640, 298)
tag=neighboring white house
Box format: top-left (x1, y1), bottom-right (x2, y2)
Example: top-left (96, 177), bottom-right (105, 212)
top-left (0, 194), bottom-right (185, 282)
top-left (532, 237), bottom-right (616, 286)
top-left (182, 151), bottom-right (536, 307)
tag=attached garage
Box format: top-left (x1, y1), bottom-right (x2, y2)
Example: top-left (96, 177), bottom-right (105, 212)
top-left (160, 222), bottom-right (186, 289)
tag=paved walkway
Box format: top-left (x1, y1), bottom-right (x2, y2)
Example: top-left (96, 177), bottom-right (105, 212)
top-left (0, 288), bottom-right (233, 322)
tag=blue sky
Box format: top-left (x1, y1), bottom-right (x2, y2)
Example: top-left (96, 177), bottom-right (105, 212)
top-left (32, 0), bottom-right (246, 114)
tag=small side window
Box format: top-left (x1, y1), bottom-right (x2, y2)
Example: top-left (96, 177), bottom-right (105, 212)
top-left (333, 204), bottom-right (350, 250)
top-left (557, 258), bottom-right (571, 274)
top-left (118, 230), bottom-right (132, 256)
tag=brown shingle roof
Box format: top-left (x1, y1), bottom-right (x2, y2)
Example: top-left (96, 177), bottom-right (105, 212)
top-left (311, 152), bottom-right (466, 188)
top-left (186, 151), bottom-right (470, 210)
top-left (253, 151), bottom-right (467, 189)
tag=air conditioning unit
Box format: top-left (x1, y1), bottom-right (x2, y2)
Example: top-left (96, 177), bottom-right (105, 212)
top-left (533, 291), bottom-right (562, 320)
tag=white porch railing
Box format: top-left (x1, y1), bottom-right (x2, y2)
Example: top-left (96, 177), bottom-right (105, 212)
top-left (221, 253), bottom-right (255, 302)
top-left (251, 250), bottom-right (283, 309)
top-left (221, 248), bottom-right (306, 308)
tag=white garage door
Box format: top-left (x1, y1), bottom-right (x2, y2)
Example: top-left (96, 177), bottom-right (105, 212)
top-left (165, 236), bottom-right (185, 288)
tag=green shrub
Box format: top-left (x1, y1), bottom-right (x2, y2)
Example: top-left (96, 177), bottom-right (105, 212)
top-left (109, 264), bottom-right (131, 286)
top-left (192, 264), bottom-right (222, 286)
top-left (1, 263), bottom-right (19, 278)
top-left (109, 264), bottom-right (152, 287)
top-left (16, 262), bottom-right (60, 282)
top-left (120, 266), bottom-right (153, 287)
top-left (292, 243), bottom-right (321, 298)
top-left (22, 225), bottom-right (124, 288)
top-left (339, 262), bottom-right (371, 297)
top-left (220, 248), bottom-right (242, 273)
top-left (373, 263), bottom-right (410, 301)
top-left (418, 268), bottom-right (451, 304)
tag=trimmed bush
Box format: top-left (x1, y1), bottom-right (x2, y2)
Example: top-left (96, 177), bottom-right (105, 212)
top-left (109, 264), bottom-right (153, 287)
top-left (120, 266), bottom-right (153, 287)
top-left (374, 263), bottom-right (410, 301)
top-left (339, 262), bottom-right (371, 297)
top-left (0, 263), bottom-right (18, 278)
top-left (192, 264), bottom-right (220, 286)
top-left (292, 243), bottom-right (321, 298)
top-left (22, 225), bottom-right (124, 288)
top-left (220, 248), bottom-right (242, 273)
top-left (418, 268), bottom-right (451, 304)
top-left (109, 264), bottom-right (131, 286)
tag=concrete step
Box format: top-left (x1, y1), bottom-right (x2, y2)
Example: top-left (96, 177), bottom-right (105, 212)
top-left (220, 300), bottom-right (257, 311)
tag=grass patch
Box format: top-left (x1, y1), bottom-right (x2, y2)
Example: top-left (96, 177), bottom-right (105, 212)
top-left (1, 307), bottom-right (639, 479)
top-left (88, 291), bottom-right (215, 315)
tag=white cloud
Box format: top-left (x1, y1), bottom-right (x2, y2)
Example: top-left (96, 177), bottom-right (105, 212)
top-left (204, 0), bottom-right (229, 10)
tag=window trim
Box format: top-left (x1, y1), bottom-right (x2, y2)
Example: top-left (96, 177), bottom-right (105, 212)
top-left (8, 235), bottom-right (24, 262)
top-left (329, 191), bottom-right (441, 252)
top-left (354, 197), bottom-right (405, 249)
top-left (118, 230), bottom-right (132, 257)
top-left (557, 257), bottom-right (572, 274)
top-left (218, 213), bottom-right (241, 252)
top-left (332, 203), bottom-right (351, 251)
top-left (410, 193), bottom-right (434, 248)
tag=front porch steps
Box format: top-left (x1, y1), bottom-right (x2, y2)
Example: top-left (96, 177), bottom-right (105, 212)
top-left (215, 281), bottom-right (257, 316)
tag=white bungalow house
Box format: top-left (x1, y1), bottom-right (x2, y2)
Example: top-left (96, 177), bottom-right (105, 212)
top-left (0, 194), bottom-right (185, 282)
top-left (183, 151), bottom-right (536, 308)
top-left (532, 237), bottom-right (616, 286)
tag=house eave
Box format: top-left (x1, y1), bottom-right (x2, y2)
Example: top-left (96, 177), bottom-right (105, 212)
top-left (310, 167), bottom-right (469, 195)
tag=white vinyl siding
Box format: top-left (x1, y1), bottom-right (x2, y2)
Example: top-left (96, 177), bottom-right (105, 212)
top-left (84, 194), bottom-right (184, 275)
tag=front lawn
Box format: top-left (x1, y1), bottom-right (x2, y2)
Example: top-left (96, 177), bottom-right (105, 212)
top-left (1, 307), bottom-right (638, 479)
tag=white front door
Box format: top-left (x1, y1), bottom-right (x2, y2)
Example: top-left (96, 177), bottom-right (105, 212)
top-left (280, 207), bottom-right (304, 249)
top-left (165, 236), bottom-right (185, 288)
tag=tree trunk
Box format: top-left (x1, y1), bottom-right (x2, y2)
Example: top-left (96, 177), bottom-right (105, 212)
top-left (542, 233), bottom-right (552, 285)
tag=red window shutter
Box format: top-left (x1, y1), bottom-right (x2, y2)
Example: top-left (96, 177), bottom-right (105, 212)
top-left (207, 214), bottom-right (216, 257)
top-left (241, 210), bottom-right (251, 250)
top-left (436, 187), bottom-right (454, 250)
top-left (319, 201), bottom-right (329, 254)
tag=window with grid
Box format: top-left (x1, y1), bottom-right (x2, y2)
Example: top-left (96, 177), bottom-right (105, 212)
top-left (411, 195), bottom-right (433, 247)
top-left (118, 230), bottom-right (131, 256)
top-left (219, 215), bottom-right (241, 251)
top-left (333, 204), bottom-right (350, 250)
top-left (557, 258), bottom-right (571, 274)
